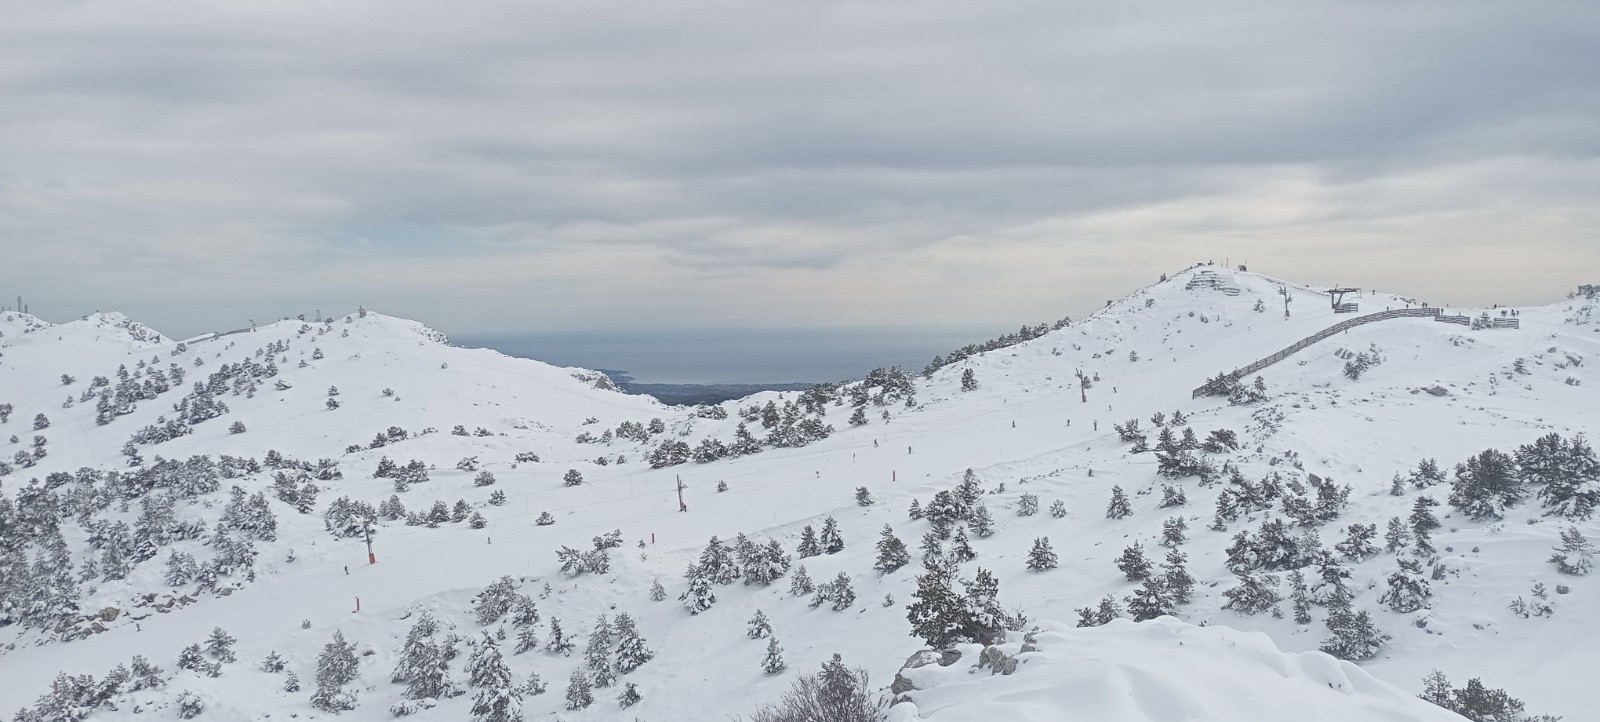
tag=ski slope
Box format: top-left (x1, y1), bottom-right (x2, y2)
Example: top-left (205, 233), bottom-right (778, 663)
top-left (1, 266), bottom-right (1594, 720)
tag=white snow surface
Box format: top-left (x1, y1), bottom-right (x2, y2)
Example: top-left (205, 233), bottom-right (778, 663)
top-left (1, 268), bottom-right (1595, 720)
top-left (889, 618), bottom-right (1466, 722)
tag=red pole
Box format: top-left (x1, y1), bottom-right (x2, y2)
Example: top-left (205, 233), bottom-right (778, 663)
top-left (354, 596), bottom-right (361, 613)
top-left (651, 533), bottom-right (656, 544)
top-left (892, 470), bottom-right (896, 482)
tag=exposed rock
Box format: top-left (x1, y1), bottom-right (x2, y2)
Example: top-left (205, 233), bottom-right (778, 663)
top-left (1424, 386), bottom-right (1449, 397)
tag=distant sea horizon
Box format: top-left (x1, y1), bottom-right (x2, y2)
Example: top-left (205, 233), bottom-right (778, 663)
top-left (454, 327), bottom-right (995, 385)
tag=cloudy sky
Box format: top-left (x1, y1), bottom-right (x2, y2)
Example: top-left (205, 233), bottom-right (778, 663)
top-left (3, 0), bottom-right (1598, 339)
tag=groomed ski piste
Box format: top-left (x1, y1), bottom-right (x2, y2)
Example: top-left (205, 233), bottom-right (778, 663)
top-left (1, 266), bottom-right (1594, 720)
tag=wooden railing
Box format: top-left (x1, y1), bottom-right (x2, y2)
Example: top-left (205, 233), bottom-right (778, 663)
top-left (1191, 307), bottom-right (1442, 398)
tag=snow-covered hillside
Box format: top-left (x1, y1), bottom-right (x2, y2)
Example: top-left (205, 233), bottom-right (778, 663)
top-left (2, 268), bottom-right (1595, 721)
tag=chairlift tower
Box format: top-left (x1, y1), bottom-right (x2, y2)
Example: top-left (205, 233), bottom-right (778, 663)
top-left (1329, 285), bottom-right (1361, 314)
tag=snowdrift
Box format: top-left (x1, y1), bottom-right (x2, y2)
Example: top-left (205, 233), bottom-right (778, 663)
top-left (889, 617), bottom-right (1466, 722)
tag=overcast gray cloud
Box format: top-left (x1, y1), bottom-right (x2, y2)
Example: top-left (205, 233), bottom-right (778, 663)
top-left (3, 0), bottom-right (1598, 338)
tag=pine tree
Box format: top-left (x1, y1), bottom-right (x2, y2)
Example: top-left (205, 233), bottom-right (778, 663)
top-left (1384, 516), bottom-right (1411, 553)
top-left (564, 669), bottom-right (593, 710)
top-left (311, 630), bottom-right (359, 712)
top-left (467, 634), bottom-right (522, 722)
top-left (649, 578), bottom-right (667, 601)
top-left (1448, 449), bottom-right (1523, 521)
top-left (1161, 516), bottom-right (1188, 547)
top-left (1335, 523), bottom-right (1379, 561)
top-left (920, 530), bottom-right (945, 566)
top-left (545, 618), bottom-right (574, 656)
top-left (1222, 571), bottom-right (1281, 616)
top-left (968, 505), bottom-right (995, 538)
top-left (697, 536), bottom-right (740, 584)
top-left (1379, 558), bottom-right (1432, 612)
top-left (874, 525), bottom-right (911, 574)
top-left (789, 564), bottom-right (815, 596)
top-left (1320, 588), bottom-right (1388, 661)
top-left (584, 615), bottom-right (616, 688)
top-left (1533, 435), bottom-right (1600, 519)
top-left (855, 487), bottom-right (874, 506)
top-left (960, 368), bottom-right (978, 391)
top-left (617, 682), bottom-right (641, 709)
top-left (1026, 537), bottom-right (1058, 572)
top-left (1161, 548), bottom-right (1194, 604)
top-left (907, 560), bottom-right (967, 649)
top-left (747, 610), bottom-right (772, 639)
top-left (1288, 570), bottom-right (1313, 625)
top-left (947, 525), bottom-right (976, 564)
top-left (797, 525), bottom-right (820, 558)
top-left (1017, 493), bottom-right (1039, 517)
top-left (680, 566), bottom-right (717, 614)
top-left (1075, 595), bottom-right (1123, 627)
top-left (1549, 526), bottom-right (1595, 575)
top-left (762, 636), bottom-right (786, 674)
top-left (908, 498), bottom-right (924, 520)
top-left (820, 516), bottom-right (845, 554)
top-left (1126, 577), bottom-right (1175, 621)
top-left (1116, 542), bottom-right (1152, 581)
top-left (613, 613), bottom-right (653, 674)
top-left (393, 612), bottom-right (441, 683)
top-left (1049, 499), bottom-right (1068, 518)
top-left (1106, 486), bottom-right (1132, 519)
top-left (206, 627), bottom-right (237, 664)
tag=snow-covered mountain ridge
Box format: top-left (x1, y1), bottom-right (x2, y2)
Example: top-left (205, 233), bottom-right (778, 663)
top-left (1, 267), bottom-right (1595, 721)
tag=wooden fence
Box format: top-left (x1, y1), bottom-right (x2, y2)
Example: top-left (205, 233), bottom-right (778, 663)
top-left (1190, 307), bottom-right (1442, 398)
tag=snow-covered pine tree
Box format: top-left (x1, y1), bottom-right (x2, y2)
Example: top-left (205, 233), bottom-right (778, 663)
top-left (1221, 571), bottom-right (1281, 616)
top-left (1288, 570), bottom-right (1313, 625)
top-left (947, 525), bottom-right (976, 564)
top-left (1161, 548), bottom-right (1194, 604)
top-left (906, 560), bottom-right (967, 649)
top-left (649, 578), bottom-right (667, 601)
top-left (1075, 595), bottom-right (1122, 627)
top-left (820, 516), bottom-right (845, 554)
top-left (1115, 542), bottom-right (1152, 581)
top-left (762, 636), bottom-right (786, 674)
top-left (1549, 526), bottom-right (1595, 575)
top-left (205, 627), bottom-right (237, 664)
top-left (1106, 486), bottom-right (1132, 519)
top-left (1379, 558), bottom-right (1432, 612)
top-left (1448, 448), bottom-right (1523, 521)
top-left (796, 525), bottom-right (820, 558)
top-left (1335, 523), bottom-right (1380, 562)
top-left (874, 525), bottom-right (910, 574)
top-left (613, 612), bottom-right (653, 674)
top-left (907, 498), bottom-right (924, 520)
top-left (464, 634), bottom-right (521, 721)
top-left (1026, 537), bottom-right (1058, 572)
top-left (564, 669), bottom-right (593, 710)
top-left (1160, 516), bottom-right (1188, 547)
top-left (1530, 434), bottom-right (1600, 519)
top-left (617, 682), bottom-right (641, 709)
top-left (968, 505), bottom-right (995, 538)
top-left (311, 630), bottom-right (359, 712)
top-left (1126, 577), bottom-right (1175, 621)
top-left (1017, 493), bottom-right (1039, 517)
top-left (1049, 499), bottom-right (1068, 517)
top-left (1384, 516), bottom-right (1411, 552)
top-left (680, 565), bottom-right (717, 614)
top-left (583, 615), bottom-right (615, 687)
top-left (774, 560), bottom-right (809, 596)
top-left (855, 487), bottom-right (874, 506)
top-left (545, 618), bottom-right (574, 656)
top-left (748, 609), bottom-right (772, 639)
top-left (1320, 587), bottom-right (1388, 661)
top-left (697, 536), bottom-right (740, 584)
top-left (960, 368), bottom-right (978, 391)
